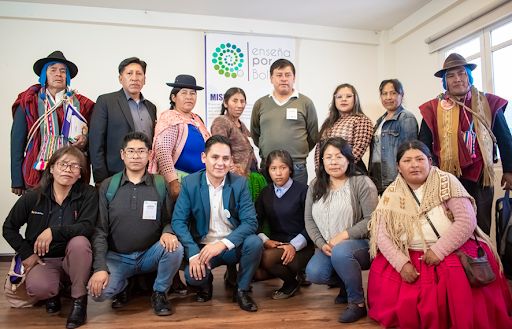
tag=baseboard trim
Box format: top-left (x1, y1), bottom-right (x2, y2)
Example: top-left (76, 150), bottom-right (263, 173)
top-left (0, 254), bottom-right (15, 262)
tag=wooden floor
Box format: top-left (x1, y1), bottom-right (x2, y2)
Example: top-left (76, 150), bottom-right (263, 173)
top-left (0, 263), bottom-right (383, 329)
top-left (1, 262), bottom-right (512, 329)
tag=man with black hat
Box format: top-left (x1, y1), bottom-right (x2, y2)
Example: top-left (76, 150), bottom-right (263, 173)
top-left (10, 51), bottom-right (95, 195)
top-left (419, 53), bottom-right (512, 235)
top-left (89, 57), bottom-right (157, 186)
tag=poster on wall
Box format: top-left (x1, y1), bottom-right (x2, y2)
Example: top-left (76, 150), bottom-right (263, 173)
top-left (204, 32), bottom-right (296, 131)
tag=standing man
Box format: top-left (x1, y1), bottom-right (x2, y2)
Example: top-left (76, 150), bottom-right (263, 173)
top-left (89, 57), bottom-right (157, 186)
top-left (11, 51), bottom-right (95, 195)
top-left (88, 132), bottom-right (183, 316)
top-left (172, 135), bottom-right (263, 312)
top-left (251, 59), bottom-right (318, 184)
top-left (419, 53), bottom-right (512, 235)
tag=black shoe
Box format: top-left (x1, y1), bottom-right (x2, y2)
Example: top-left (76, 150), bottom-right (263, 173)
top-left (66, 295), bottom-right (87, 329)
top-left (338, 302), bottom-right (367, 323)
top-left (46, 293), bottom-right (61, 313)
top-left (196, 274), bottom-right (213, 302)
top-left (271, 283), bottom-right (300, 300)
top-left (297, 270), bottom-right (311, 286)
top-left (233, 286), bottom-right (258, 312)
top-left (151, 291), bottom-right (172, 316)
top-left (224, 264), bottom-right (237, 288)
top-left (334, 287), bottom-right (348, 304)
top-left (111, 284), bottom-right (131, 309)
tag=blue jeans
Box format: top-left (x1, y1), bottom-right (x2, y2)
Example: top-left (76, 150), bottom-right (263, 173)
top-left (185, 235), bottom-right (262, 291)
top-left (306, 239), bottom-right (370, 304)
top-left (293, 163), bottom-right (308, 185)
top-left (90, 241), bottom-right (184, 301)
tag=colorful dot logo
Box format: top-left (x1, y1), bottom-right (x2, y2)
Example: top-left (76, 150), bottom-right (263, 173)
top-left (212, 43), bottom-right (244, 78)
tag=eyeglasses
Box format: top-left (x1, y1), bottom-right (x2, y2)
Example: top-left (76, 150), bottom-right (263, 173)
top-left (323, 156), bottom-right (345, 164)
top-left (56, 162), bottom-right (81, 173)
top-left (123, 149), bottom-right (148, 158)
top-left (334, 93), bottom-right (354, 100)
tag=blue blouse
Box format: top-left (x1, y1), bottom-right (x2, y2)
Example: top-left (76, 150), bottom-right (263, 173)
top-left (174, 124), bottom-right (206, 173)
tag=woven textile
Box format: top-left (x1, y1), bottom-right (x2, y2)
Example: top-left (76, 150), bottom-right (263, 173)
top-left (315, 114), bottom-right (373, 169)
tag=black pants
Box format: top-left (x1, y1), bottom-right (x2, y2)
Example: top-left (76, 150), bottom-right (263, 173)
top-left (459, 177), bottom-right (494, 235)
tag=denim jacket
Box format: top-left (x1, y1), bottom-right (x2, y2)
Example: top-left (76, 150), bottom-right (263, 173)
top-left (369, 106), bottom-right (418, 193)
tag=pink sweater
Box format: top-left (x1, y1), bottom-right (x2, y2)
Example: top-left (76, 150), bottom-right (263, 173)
top-left (377, 197), bottom-right (477, 273)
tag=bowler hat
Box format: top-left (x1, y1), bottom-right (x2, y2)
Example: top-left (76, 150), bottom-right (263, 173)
top-left (33, 51), bottom-right (78, 79)
top-left (434, 53), bottom-right (477, 78)
top-left (166, 75), bottom-right (204, 90)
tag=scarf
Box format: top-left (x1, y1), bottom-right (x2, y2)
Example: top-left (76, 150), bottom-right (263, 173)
top-left (148, 109), bottom-right (210, 174)
top-left (11, 84), bottom-right (95, 187)
top-left (437, 86), bottom-right (495, 186)
top-left (368, 167), bottom-right (500, 268)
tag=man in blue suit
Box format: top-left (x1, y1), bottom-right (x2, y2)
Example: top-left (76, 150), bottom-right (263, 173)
top-left (172, 135), bottom-right (262, 312)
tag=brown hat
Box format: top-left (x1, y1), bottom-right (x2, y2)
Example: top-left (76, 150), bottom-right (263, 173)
top-left (434, 53), bottom-right (477, 78)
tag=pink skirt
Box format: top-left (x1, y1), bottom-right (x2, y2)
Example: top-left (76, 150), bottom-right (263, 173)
top-left (368, 240), bottom-right (512, 329)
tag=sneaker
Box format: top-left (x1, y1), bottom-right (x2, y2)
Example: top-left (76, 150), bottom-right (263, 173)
top-left (338, 302), bottom-right (367, 323)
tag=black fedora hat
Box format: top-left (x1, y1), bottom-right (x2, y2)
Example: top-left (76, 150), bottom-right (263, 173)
top-left (33, 51), bottom-right (78, 79)
top-left (166, 75), bottom-right (204, 90)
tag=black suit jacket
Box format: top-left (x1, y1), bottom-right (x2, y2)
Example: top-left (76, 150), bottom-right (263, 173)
top-left (89, 89), bottom-right (157, 183)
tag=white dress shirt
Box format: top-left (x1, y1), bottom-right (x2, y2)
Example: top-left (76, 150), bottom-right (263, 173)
top-left (190, 174), bottom-right (235, 260)
top-left (269, 89), bottom-right (299, 106)
top-left (47, 89), bottom-right (66, 104)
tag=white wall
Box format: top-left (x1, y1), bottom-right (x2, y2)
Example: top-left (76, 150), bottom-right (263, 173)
top-left (1, 0), bottom-right (507, 253)
top-left (0, 2), bottom-right (380, 253)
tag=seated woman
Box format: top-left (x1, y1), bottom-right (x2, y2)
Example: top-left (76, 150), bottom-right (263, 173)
top-left (3, 146), bottom-right (98, 329)
top-left (305, 137), bottom-right (378, 323)
top-left (367, 140), bottom-right (512, 328)
top-left (254, 150), bottom-right (313, 299)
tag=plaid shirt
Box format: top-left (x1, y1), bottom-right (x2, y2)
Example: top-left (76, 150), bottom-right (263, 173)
top-left (315, 114), bottom-right (373, 169)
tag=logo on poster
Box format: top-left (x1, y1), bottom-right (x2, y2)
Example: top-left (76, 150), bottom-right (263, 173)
top-left (212, 43), bottom-right (245, 78)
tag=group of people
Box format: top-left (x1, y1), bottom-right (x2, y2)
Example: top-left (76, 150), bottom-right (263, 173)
top-left (4, 50), bottom-right (512, 328)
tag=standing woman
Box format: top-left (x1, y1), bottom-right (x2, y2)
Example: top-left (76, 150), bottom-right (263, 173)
top-left (148, 75), bottom-right (210, 201)
top-left (369, 79), bottom-right (418, 194)
top-left (315, 84), bottom-right (373, 174)
top-left (306, 137), bottom-right (378, 323)
top-left (3, 146), bottom-right (98, 329)
top-left (211, 88), bottom-right (258, 177)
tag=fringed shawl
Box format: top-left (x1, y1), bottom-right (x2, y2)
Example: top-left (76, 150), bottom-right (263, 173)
top-left (368, 167), bottom-right (500, 269)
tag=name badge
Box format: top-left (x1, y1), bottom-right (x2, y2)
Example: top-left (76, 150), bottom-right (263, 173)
top-left (286, 108), bottom-right (297, 120)
top-left (143, 201), bottom-right (157, 220)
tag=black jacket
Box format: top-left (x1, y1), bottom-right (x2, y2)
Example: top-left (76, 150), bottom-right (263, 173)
top-left (3, 183), bottom-right (98, 261)
top-left (89, 89), bottom-right (157, 184)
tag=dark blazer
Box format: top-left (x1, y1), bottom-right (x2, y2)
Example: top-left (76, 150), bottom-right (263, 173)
top-left (89, 89), bottom-right (157, 183)
top-left (171, 169), bottom-right (258, 258)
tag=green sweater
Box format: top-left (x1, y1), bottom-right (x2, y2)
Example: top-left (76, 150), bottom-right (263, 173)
top-left (250, 94), bottom-right (318, 164)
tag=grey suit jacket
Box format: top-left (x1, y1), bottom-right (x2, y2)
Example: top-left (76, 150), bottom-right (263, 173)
top-left (89, 89), bottom-right (157, 183)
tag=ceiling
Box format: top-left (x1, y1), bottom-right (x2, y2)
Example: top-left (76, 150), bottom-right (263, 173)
top-left (9, 0), bottom-right (432, 31)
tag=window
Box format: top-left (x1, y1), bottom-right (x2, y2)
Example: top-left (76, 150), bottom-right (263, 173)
top-left (444, 18), bottom-right (512, 134)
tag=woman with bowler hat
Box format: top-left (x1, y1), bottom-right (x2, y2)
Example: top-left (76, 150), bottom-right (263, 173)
top-left (149, 75), bottom-right (210, 202)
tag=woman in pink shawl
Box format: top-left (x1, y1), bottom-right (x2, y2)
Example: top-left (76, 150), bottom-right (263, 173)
top-left (149, 75), bottom-right (210, 202)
